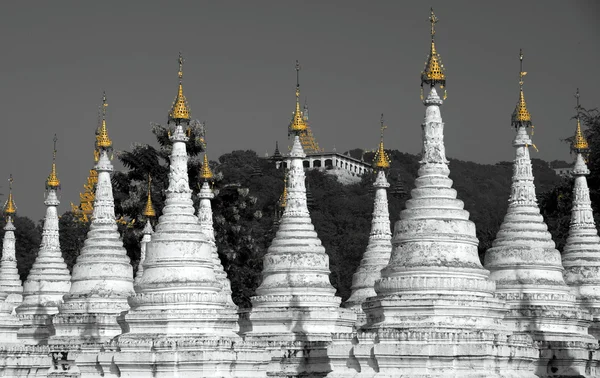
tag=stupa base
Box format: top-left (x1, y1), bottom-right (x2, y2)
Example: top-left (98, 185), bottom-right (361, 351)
top-left (0, 301), bottom-right (22, 344)
top-left (17, 313), bottom-right (55, 345)
top-left (109, 336), bottom-right (270, 378)
top-left (50, 312), bottom-right (128, 346)
top-left (362, 294), bottom-right (507, 331)
top-left (533, 339), bottom-right (599, 378)
top-left (124, 307), bottom-right (240, 337)
top-left (240, 306), bottom-right (356, 341)
top-left (326, 329), bottom-right (538, 378)
top-left (0, 345), bottom-right (52, 378)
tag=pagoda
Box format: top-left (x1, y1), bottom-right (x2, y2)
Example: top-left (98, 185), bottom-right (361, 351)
top-left (484, 52), bottom-right (596, 376)
top-left (197, 151), bottom-right (237, 308)
top-left (298, 96), bottom-right (323, 154)
top-left (390, 172), bottom-right (408, 198)
top-left (16, 136), bottom-right (71, 345)
top-left (49, 93), bottom-right (135, 376)
top-left (240, 60), bottom-right (355, 377)
top-left (344, 115), bottom-right (392, 326)
top-left (562, 89), bottom-right (600, 340)
top-left (331, 11), bottom-right (538, 377)
top-left (0, 268), bottom-right (24, 375)
top-left (135, 174), bottom-right (155, 285)
top-left (0, 175), bottom-right (23, 307)
top-left (286, 67), bottom-right (322, 154)
top-left (70, 108), bottom-right (102, 223)
top-left (113, 54), bottom-right (268, 376)
top-left (70, 170), bottom-right (97, 223)
top-left (271, 141), bottom-right (283, 161)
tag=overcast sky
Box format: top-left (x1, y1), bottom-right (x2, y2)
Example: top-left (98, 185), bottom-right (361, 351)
top-left (0, 1), bottom-right (599, 219)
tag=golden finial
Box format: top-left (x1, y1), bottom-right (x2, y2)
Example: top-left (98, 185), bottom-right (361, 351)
top-left (4, 175), bottom-right (16, 219)
top-left (373, 114), bottom-right (392, 170)
top-left (199, 153), bottom-right (214, 181)
top-left (289, 60), bottom-right (307, 135)
top-left (421, 8), bottom-right (446, 100)
top-left (168, 52), bottom-right (191, 125)
top-left (279, 173), bottom-right (288, 208)
top-left (46, 134), bottom-right (60, 189)
top-left (511, 49), bottom-right (533, 129)
top-left (572, 88), bottom-right (589, 153)
top-left (142, 174), bottom-right (156, 218)
top-left (96, 92), bottom-right (113, 149)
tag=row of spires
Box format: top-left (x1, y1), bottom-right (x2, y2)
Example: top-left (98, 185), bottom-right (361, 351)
top-left (0, 47), bottom-right (225, 348)
top-left (3, 6), bottom-right (591, 230)
top-left (0, 6), bottom-right (586, 258)
top-left (0, 8), bottom-right (596, 376)
top-left (7, 8), bottom-right (592, 228)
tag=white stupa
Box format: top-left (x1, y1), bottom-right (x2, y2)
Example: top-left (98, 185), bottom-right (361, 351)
top-left (16, 137), bottom-right (71, 345)
top-left (344, 117), bottom-right (393, 326)
top-left (485, 53), bottom-right (596, 377)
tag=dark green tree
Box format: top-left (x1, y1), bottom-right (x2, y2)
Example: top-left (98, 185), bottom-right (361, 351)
top-left (211, 150), bottom-right (281, 307)
top-left (58, 211), bottom-right (89, 272)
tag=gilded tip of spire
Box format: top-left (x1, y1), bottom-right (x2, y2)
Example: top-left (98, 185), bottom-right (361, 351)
top-left (142, 174), bottom-right (156, 218)
top-left (573, 118), bottom-right (589, 153)
top-left (96, 118), bottom-right (113, 149)
top-left (421, 9), bottom-right (446, 92)
top-left (512, 50), bottom-right (532, 128)
top-left (200, 153), bottom-right (214, 181)
top-left (289, 60), bottom-right (307, 134)
top-left (573, 89), bottom-right (589, 153)
top-left (373, 115), bottom-right (391, 170)
top-left (46, 135), bottom-right (60, 189)
top-left (96, 92), bottom-right (113, 149)
top-left (5, 175), bottom-right (16, 216)
top-left (169, 53), bottom-right (191, 125)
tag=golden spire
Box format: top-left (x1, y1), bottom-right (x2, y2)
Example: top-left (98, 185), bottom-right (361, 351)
top-left (168, 52), bottom-right (191, 125)
top-left (572, 88), bottom-right (589, 153)
top-left (279, 173), bottom-right (288, 208)
top-left (70, 168), bottom-right (97, 223)
top-left (199, 153), bottom-right (214, 181)
top-left (96, 92), bottom-right (113, 149)
top-left (142, 174), bottom-right (156, 218)
top-left (373, 114), bottom-right (392, 170)
top-left (46, 134), bottom-right (60, 189)
top-left (298, 93), bottom-right (323, 154)
top-left (289, 60), bottom-right (307, 135)
top-left (4, 175), bottom-right (16, 219)
top-left (511, 49), bottom-right (533, 129)
top-left (421, 8), bottom-right (446, 99)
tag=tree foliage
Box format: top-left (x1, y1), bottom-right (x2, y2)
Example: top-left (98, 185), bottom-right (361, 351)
top-left (58, 211), bottom-right (89, 272)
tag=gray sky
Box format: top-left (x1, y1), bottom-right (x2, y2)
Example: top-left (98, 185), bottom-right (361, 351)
top-left (0, 1), bottom-right (599, 219)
